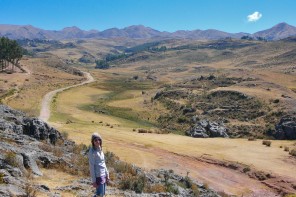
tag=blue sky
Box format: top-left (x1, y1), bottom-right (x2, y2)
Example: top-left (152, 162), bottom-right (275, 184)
top-left (0, 0), bottom-right (295, 33)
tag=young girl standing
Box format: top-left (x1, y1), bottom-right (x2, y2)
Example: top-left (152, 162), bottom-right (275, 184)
top-left (88, 133), bottom-right (109, 197)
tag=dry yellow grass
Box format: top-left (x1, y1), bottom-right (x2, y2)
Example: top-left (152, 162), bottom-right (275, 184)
top-left (51, 76), bottom-right (296, 180)
top-left (2, 57), bottom-right (84, 116)
top-left (32, 168), bottom-right (79, 197)
top-left (45, 63), bottom-right (296, 195)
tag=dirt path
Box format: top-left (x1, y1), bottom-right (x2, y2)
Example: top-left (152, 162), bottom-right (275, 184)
top-left (39, 71), bottom-right (94, 122)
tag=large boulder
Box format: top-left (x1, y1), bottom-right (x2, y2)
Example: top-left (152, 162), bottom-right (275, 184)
top-left (187, 119), bottom-right (228, 138)
top-left (0, 104), bottom-right (60, 144)
top-left (0, 105), bottom-right (25, 134)
top-left (23, 117), bottom-right (60, 143)
top-left (270, 116), bottom-right (296, 140)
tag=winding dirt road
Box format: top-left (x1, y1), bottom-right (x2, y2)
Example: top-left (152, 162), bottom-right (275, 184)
top-left (39, 71), bottom-right (94, 122)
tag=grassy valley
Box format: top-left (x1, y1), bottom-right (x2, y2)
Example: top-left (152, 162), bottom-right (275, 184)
top-left (1, 37), bottom-right (296, 196)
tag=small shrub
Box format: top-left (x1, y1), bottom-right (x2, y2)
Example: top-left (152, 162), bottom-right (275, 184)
top-left (119, 174), bottom-right (147, 193)
top-left (61, 131), bottom-right (69, 139)
top-left (52, 153), bottom-right (89, 177)
top-left (203, 182), bottom-right (209, 190)
top-left (0, 172), bottom-right (5, 184)
top-left (177, 116), bottom-right (187, 123)
top-left (284, 146), bottom-right (289, 152)
top-left (184, 175), bottom-right (192, 188)
top-left (24, 183), bottom-right (37, 197)
top-left (52, 147), bottom-right (63, 157)
top-left (105, 151), bottom-right (119, 166)
top-left (4, 152), bottom-right (18, 167)
top-left (243, 167), bottom-right (251, 173)
top-left (218, 191), bottom-right (232, 197)
top-left (134, 175), bottom-right (147, 193)
top-left (289, 148), bottom-right (296, 157)
top-left (73, 143), bottom-right (88, 154)
top-left (119, 174), bottom-right (133, 191)
top-left (248, 137), bottom-right (256, 141)
top-left (273, 99), bottom-right (280, 103)
top-left (191, 184), bottom-right (200, 196)
top-left (114, 162), bottom-right (137, 175)
top-left (164, 171), bottom-right (179, 194)
top-left (138, 129), bottom-right (149, 133)
top-left (254, 171), bottom-right (267, 181)
top-left (262, 140), bottom-right (271, 147)
top-left (149, 184), bottom-right (166, 193)
top-left (38, 143), bottom-right (53, 152)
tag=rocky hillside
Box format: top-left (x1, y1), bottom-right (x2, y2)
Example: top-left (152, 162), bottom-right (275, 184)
top-left (0, 104), bottom-right (222, 197)
top-left (153, 75), bottom-right (296, 139)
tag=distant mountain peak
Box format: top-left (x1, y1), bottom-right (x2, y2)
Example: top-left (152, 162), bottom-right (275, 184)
top-left (254, 22), bottom-right (296, 40)
top-left (272, 22), bottom-right (294, 30)
top-left (62, 26), bottom-right (82, 31)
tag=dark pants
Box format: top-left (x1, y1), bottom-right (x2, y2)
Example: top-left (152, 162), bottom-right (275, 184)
top-left (95, 182), bottom-right (106, 197)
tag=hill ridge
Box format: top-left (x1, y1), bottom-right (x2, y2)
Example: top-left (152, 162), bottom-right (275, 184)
top-left (1, 22), bottom-right (296, 40)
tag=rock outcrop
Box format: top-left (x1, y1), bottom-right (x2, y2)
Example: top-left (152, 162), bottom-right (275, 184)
top-left (268, 116), bottom-right (296, 140)
top-left (0, 104), bottom-right (70, 195)
top-left (187, 119), bottom-right (229, 138)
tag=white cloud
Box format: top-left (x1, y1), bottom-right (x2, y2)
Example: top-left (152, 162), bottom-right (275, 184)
top-left (247, 11), bottom-right (262, 22)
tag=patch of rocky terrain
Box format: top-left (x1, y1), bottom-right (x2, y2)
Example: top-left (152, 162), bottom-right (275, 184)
top-left (0, 104), bottom-right (222, 196)
top-left (153, 74), bottom-right (293, 139)
top-left (186, 119), bottom-right (228, 138)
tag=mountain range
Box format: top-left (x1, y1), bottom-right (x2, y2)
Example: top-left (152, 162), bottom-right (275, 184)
top-left (0, 22), bottom-right (296, 40)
